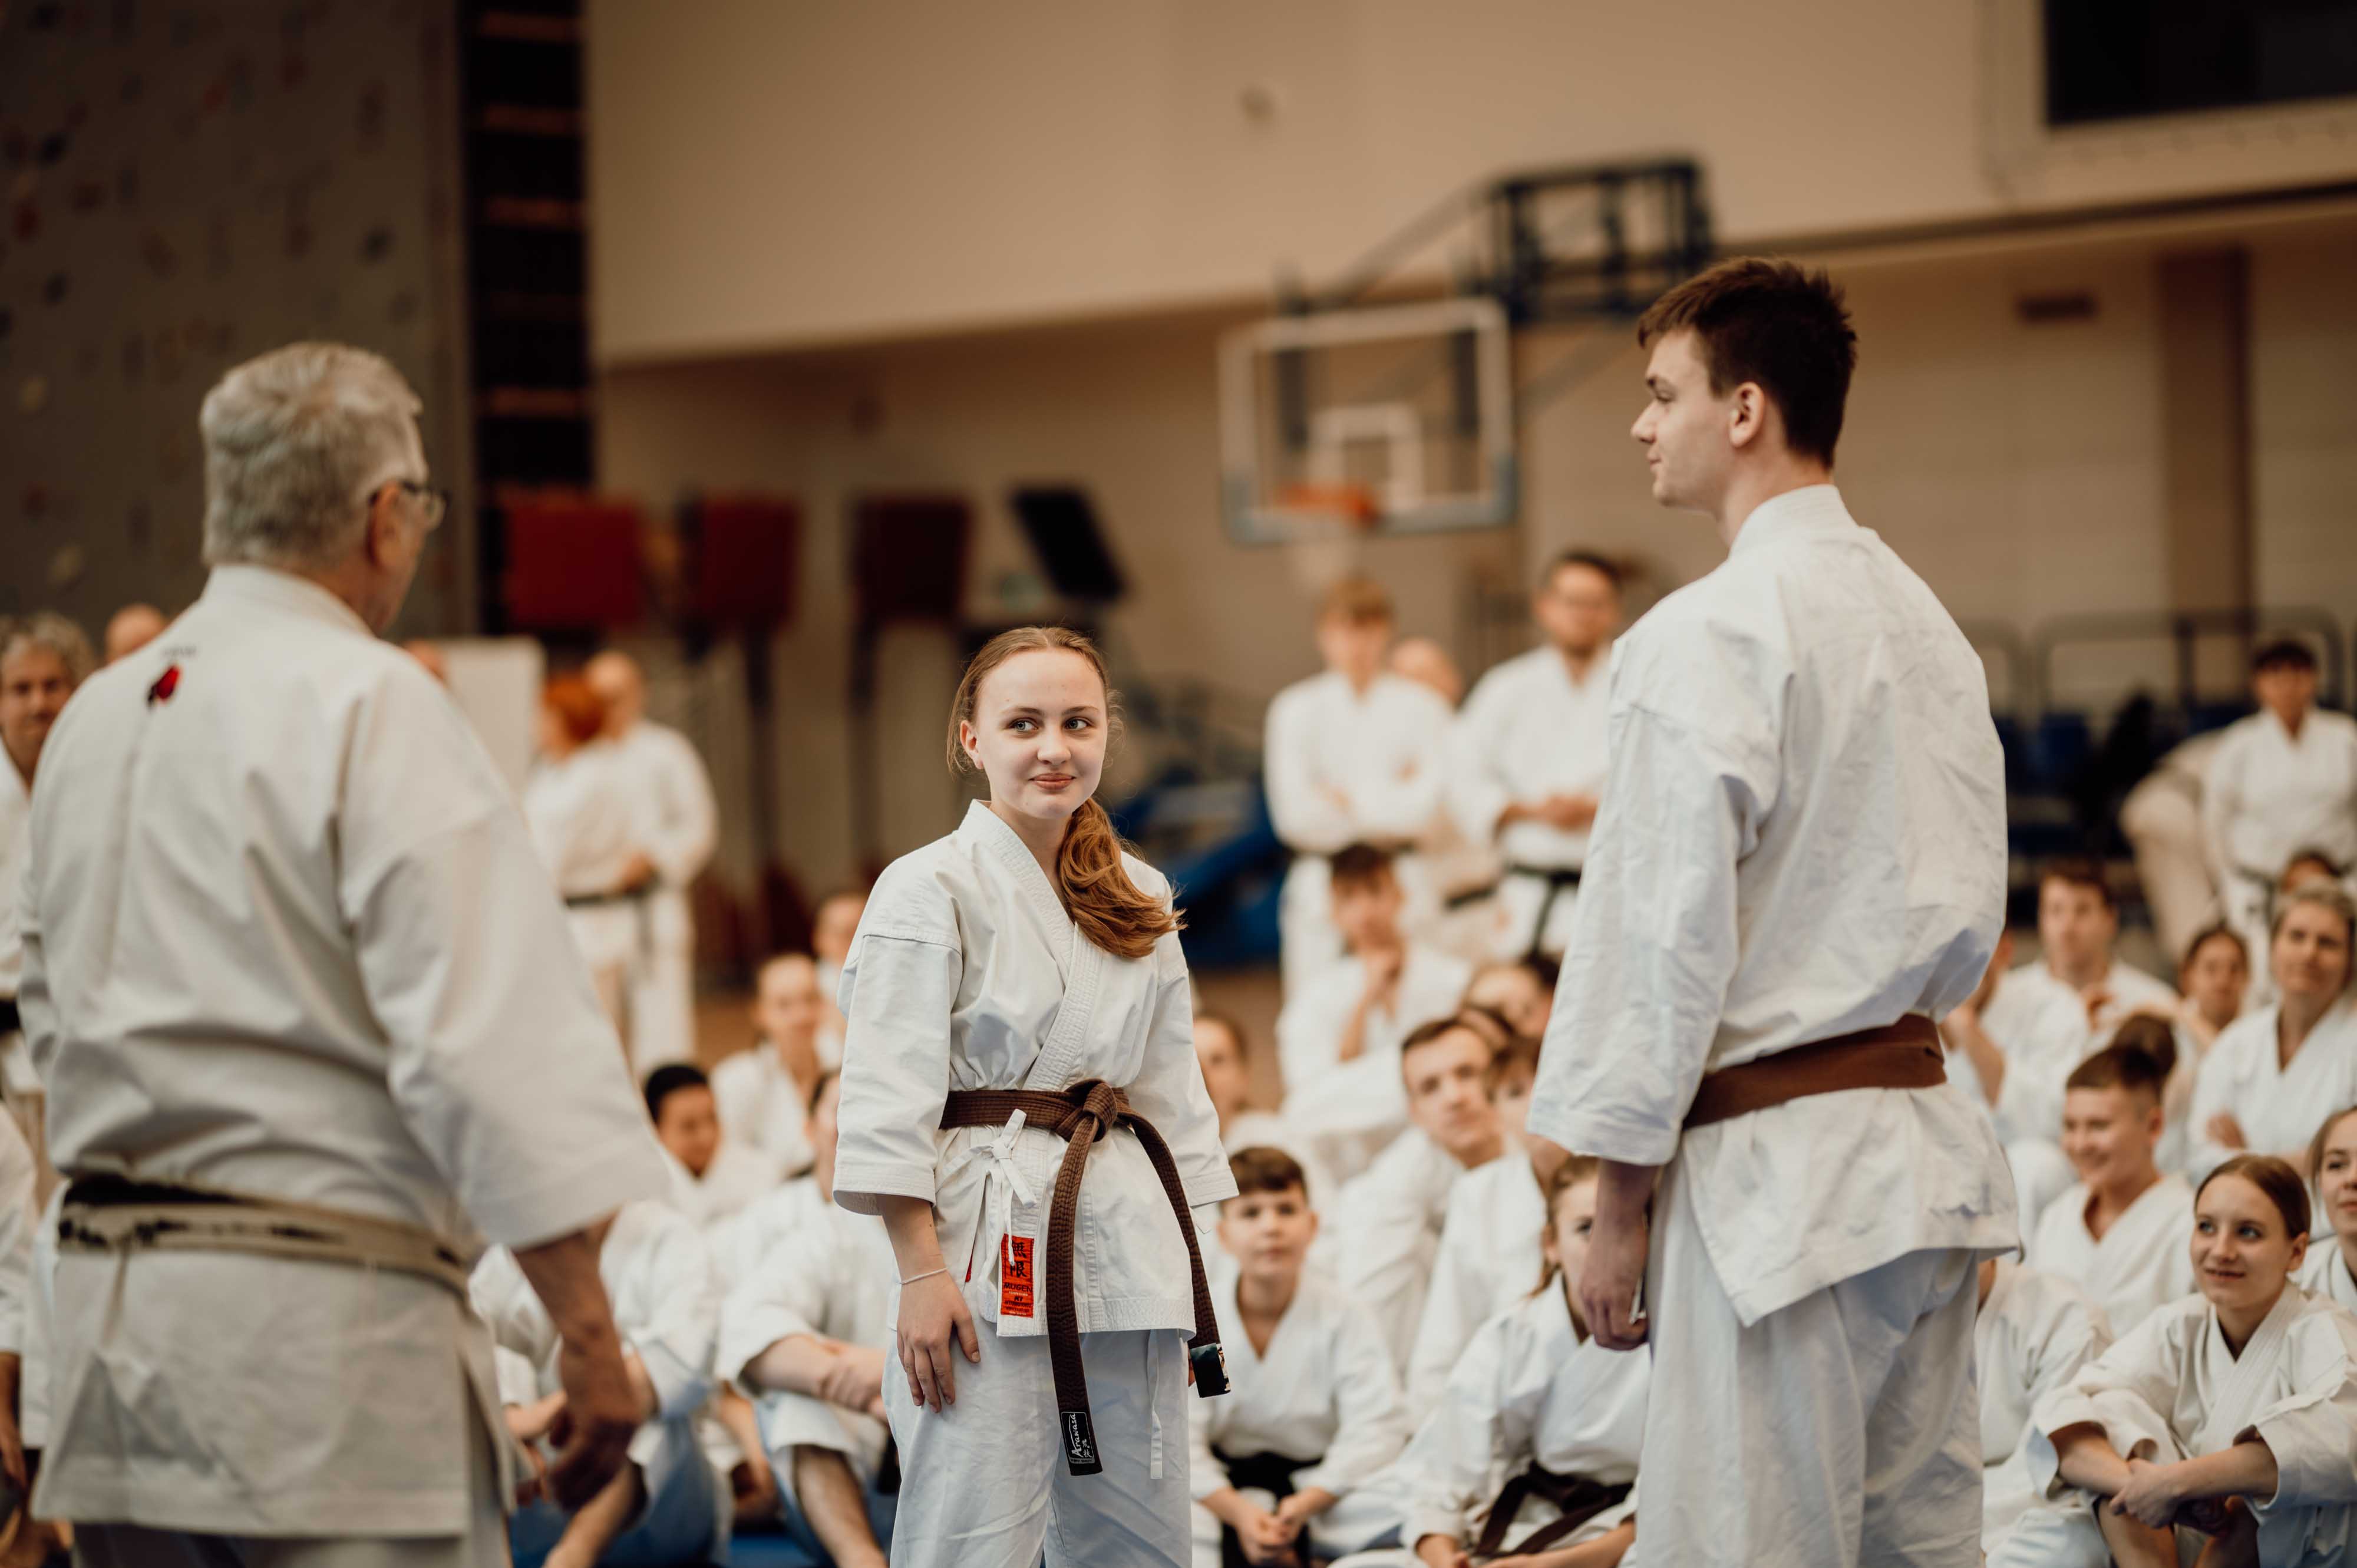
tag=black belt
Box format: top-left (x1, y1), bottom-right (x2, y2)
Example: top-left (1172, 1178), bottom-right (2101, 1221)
top-left (0, 996), bottom-right (16, 1036)
top-left (1473, 1463), bottom-right (1632, 1557)
top-left (1506, 863), bottom-right (1580, 959)
top-left (1211, 1447), bottom-right (1317, 1568)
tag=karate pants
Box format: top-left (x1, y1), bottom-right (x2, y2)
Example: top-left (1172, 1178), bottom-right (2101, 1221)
top-left (624, 889), bottom-right (697, 1072)
top-left (72, 1415), bottom-right (507, 1567)
top-left (1629, 1159), bottom-right (1984, 1568)
top-left (885, 1324), bottom-right (1192, 1568)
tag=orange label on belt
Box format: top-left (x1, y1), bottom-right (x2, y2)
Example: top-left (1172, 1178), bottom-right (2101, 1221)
top-left (1001, 1234), bottom-right (1035, 1318)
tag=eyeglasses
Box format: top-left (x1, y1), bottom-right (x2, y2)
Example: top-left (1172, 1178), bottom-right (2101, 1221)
top-left (391, 480), bottom-right (450, 528)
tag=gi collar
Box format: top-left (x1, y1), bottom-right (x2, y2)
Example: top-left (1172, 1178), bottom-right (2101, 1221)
top-left (1728, 483), bottom-right (1855, 559)
top-left (199, 565), bottom-right (375, 639)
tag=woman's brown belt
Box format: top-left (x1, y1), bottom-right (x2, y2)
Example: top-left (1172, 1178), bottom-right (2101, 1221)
top-left (1682, 1014), bottom-right (1946, 1130)
top-left (939, 1080), bottom-right (1228, 1475)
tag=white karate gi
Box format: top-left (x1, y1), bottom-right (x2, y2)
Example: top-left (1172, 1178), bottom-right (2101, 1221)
top-left (831, 800), bottom-right (1237, 1568)
top-left (2187, 1000), bottom-right (2357, 1180)
top-left (709, 1042), bottom-right (821, 1178)
top-left (522, 738), bottom-right (649, 1022)
top-left (2299, 1243), bottom-right (2357, 1315)
top-left (1527, 487), bottom-right (2015, 1568)
top-left (0, 758), bottom-right (29, 1097)
top-left (1327, 1128), bottom-right (1465, 1372)
top-left (1447, 645), bottom-right (1612, 958)
top-left (0, 1108), bottom-right (34, 1362)
top-left (1970, 958), bottom-right (2180, 1221)
top-left (2204, 708), bottom-right (2357, 964)
top-left (2002, 1286), bottom-right (2357, 1567)
top-left (1406, 1147), bottom-right (1547, 1407)
top-left (717, 1176), bottom-right (899, 1518)
top-left (663, 1137), bottom-right (784, 1232)
top-left (16, 565), bottom-right (667, 1544)
top-left (1263, 671), bottom-right (1454, 994)
top-left (1334, 1285), bottom-right (1646, 1567)
top-left (608, 718), bottom-right (719, 1071)
top-left (1975, 1260), bottom-right (2111, 1560)
top-left (1274, 944), bottom-right (1472, 1182)
top-left (476, 1199), bottom-right (728, 1566)
top-left (2026, 1176), bottom-right (2197, 1341)
top-left (1187, 1263), bottom-right (1409, 1568)
top-left (1212, 1110), bottom-right (1343, 1280)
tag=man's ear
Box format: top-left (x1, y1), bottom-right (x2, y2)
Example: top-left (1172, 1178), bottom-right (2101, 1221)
top-left (364, 484), bottom-right (405, 567)
top-left (1727, 381), bottom-right (1767, 451)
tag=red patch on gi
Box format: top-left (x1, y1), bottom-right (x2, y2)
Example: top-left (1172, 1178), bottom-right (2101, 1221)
top-left (1000, 1235), bottom-right (1035, 1318)
top-left (146, 664), bottom-right (180, 705)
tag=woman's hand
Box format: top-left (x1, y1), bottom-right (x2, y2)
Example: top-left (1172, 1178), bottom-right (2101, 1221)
top-left (2109, 1457), bottom-right (2188, 1530)
top-left (896, 1270), bottom-right (981, 1412)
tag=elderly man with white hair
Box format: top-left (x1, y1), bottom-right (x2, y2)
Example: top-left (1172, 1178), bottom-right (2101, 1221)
top-left (585, 649), bottom-right (718, 1071)
top-left (16, 341), bottom-right (670, 1563)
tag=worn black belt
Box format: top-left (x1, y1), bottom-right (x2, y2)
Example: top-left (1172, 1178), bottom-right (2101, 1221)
top-left (0, 996), bottom-right (18, 1036)
top-left (1473, 1463), bottom-right (1632, 1557)
top-left (1506, 862), bottom-right (1581, 958)
top-left (938, 1080), bottom-right (1227, 1476)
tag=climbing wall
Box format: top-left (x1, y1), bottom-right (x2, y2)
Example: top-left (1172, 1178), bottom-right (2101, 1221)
top-left (0, 0), bottom-right (471, 635)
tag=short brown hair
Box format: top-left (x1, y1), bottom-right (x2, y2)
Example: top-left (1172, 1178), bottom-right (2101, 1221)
top-left (1319, 575), bottom-right (1393, 626)
top-left (1543, 550), bottom-right (1622, 595)
top-left (1226, 1146), bottom-right (1308, 1204)
top-left (542, 674), bottom-right (607, 746)
top-left (1399, 1013), bottom-right (1494, 1084)
top-left (2254, 638), bottom-right (2318, 675)
top-left (2180, 923), bottom-right (2249, 976)
top-left (1636, 257), bottom-right (1858, 466)
top-left (2197, 1153), bottom-right (2310, 1242)
top-left (2065, 1018), bottom-right (2174, 1098)
top-left (1328, 841), bottom-right (1398, 894)
top-left (2040, 857), bottom-right (2115, 910)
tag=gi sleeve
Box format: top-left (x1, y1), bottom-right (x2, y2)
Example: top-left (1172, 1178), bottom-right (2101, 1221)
top-left (340, 666), bottom-right (667, 1249)
top-left (1446, 667), bottom-right (1519, 846)
top-left (1527, 663), bottom-right (1778, 1166)
top-left (1127, 917), bottom-right (1238, 1211)
top-left (1333, 1162), bottom-right (1440, 1371)
top-left (2242, 1313), bottom-right (2357, 1512)
top-left (468, 1246), bottom-right (559, 1372)
top-left (643, 732), bottom-right (719, 889)
top-left (717, 1240), bottom-right (840, 1391)
top-left (623, 1217), bottom-right (719, 1422)
top-left (1407, 1176), bottom-right (1495, 1408)
top-left (1400, 1313), bottom-right (1523, 1550)
top-left (831, 871), bottom-right (963, 1216)
top-left (1263, 688), bottom-right (1355, 855)
top-left (2025, 1308), bottom-right (2193, 1500)
top-left (1299, 1296), bottom-right (1415, 1498)
top-left (0, 1112), bottom-right (35, 1357)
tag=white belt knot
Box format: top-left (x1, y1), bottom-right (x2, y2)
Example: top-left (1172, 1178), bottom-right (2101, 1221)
top-left (945, 1109), bottom-right (1039, 1241)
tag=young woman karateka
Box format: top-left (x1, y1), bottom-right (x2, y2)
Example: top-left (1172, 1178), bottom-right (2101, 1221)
top-left (1996, 1154), bottom-right (2357, 1568)
top-left (2187, 884), bottom-right (2357, 1180)
top-left (2299, 1104), bottom-right (2357, 1312)
top-left (1335, 1154), bottom-right (1646, 1568)
top-left (829, 626), bottom-right (1237, 1568)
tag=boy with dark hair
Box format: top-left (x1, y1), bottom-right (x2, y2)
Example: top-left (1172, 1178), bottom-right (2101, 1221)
top-left (1191, 1148), bottom-right (1409, 1568)
top-left (646, 1061), bottom-right (784, 1232)
top-left (1277, 842), bottom-right (1474, 1181)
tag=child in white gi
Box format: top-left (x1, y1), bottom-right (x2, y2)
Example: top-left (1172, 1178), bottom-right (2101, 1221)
top-left (2028, 1029), bottom-right (2197, 1339)
top-left (1191, 1148), bottom-right (1409, 1568)
top-left (1975, 1256), bottom-right (2112, 1562)
top-left (648, 1062), bottom-right (784, 1231)
top-left (1277, 843), bottom-right (1473, 1182)
top-left (1336, 1155), bottom-right (1645, 1568)
top-left (2299, 1105), bottom-right (2357, 1310)
top-left (710, 950), bottom-right (837, 1178)
top-left (831, 626), bottom-right (1236, 1568)
top-left (2003, 1154), bottom-right (2357, 1568)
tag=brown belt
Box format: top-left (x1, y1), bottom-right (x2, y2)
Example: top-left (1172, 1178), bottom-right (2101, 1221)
top-left (1682, 1015), bottom-right (1945, 1130)
top-left (940, 1080), bottom-right (1226, 1476)
top-left (1474, 1462), bottom-right (1633, 1558)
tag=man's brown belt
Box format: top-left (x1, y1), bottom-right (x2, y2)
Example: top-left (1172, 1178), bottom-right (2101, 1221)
top-left (939, 1080), bottom-right (1227, 1476)
top-left (1682, 1015), bottom-right (1945, 1130)
top-left (56, 1173), bottom-right (474, 1296)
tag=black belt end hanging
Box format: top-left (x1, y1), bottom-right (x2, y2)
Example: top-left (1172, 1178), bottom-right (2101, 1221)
top-left (1061, 1408), bottom-right (1103, 1475)
top-left (1189, 1339), bottom-right (1229, 1398)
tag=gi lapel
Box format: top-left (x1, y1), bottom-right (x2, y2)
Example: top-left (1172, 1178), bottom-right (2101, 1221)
top-left (2195, 1288), bottom-right (2303, 1453)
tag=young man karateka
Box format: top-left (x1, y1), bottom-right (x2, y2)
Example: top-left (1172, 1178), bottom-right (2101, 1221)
top-left (710, 951), bottom-right (837, 1180)
top-left (719, 1069), bottom-right (900, 1568)
top-left (1974, 1256), bottom-right (2112, 1564)
top-left (648, 1062), bottom-right (784, 1232)
top-left (1527, 259), bottom-right (2016, 1568)
top-left (1264, 578), bottom-right (1454, 996)
top-left (19, 344), bottom-right (665, 1560)
top-left (1191, 1148), bottom-right (1409, 1568)
top-left (1448, 552), bottom-right (1621, 960)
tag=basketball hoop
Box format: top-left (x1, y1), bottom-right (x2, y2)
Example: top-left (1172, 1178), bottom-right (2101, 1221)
top-left (1274, 481), bottom-right (1384, 532)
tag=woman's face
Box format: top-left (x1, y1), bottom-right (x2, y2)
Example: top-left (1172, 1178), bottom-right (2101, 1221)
top-left (2316, 1114), bottom-right (2357, 1246)
top-left (2191, 1174), bottom-right (2304, 1318)
top-left (958, 648), bottom-right (1107, 829)
top-left (2273, 902), bottom-right (2353, 1004)
top-left (2181, 932), bottom-right (2250, 1026)
top-left (1542, 1176), bottom-right (1601, 1303)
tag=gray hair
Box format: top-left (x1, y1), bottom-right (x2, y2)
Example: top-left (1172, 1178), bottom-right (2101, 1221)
top-left (0, 612), bottom-right (95, 686)
top-left (199, 342), bottom-right (423, 572)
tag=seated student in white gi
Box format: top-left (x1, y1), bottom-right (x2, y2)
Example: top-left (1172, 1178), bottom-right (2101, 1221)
top-left (2206, 639), bottom-right (2357, 978)
top-left (1329, 1012), bottom-right (1507, 1371)
top-left (1192, 1148), bottom-right (1410, 1568)
top-left (1277, 842), bottom-right (1474, 1181)
top-left (1407, 1031), bottom-right (1547, 1407)
top-left (1196, 1010), bottom-right (1341, 1216)
top-left (1447, 550), bottom-right (1621, 960)
top-left (2189, 883), bottom-right (2357, 1179)
top-left (1976, 1255), bottom-right (2113, 1563)
top-left (1461, 953), bottom-right (1557, 1044)
top-left (710, 951), bottom-right (834, 1179)
top-left (477, 1200), bottom-right (729, 1568)
top-left (720, 1068), bottom-right (900, 1568)
top-left (1265, 576), bottom-right (1454, 996)
top-left (2299, 1104), bottom-right (2357, 1312)
top-left (1944, 859), bottom-right (2180, 1218)
top-left (2145, 924), bottom-right (2254, 1148)
top-left (2001, 1154), bottom-right (2357, 1568)
top-left (648, 1062), bottom-right (784, 1231)
top-left (811, 885), bottom-right (867, 1035)
top-left (1336, 1155), bottom-right (1645, 1568)
top-left (2028, 1025), bottom-right (2198, 1338)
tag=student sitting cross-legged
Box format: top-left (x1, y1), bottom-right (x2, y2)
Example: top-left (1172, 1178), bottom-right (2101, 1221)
top-left (1190, 1147), bottom-right (1411, 1568)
